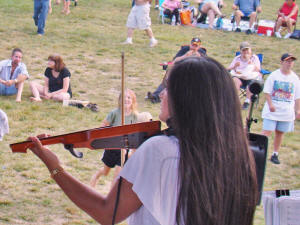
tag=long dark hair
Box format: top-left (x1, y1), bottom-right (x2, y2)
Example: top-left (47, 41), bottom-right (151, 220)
top-left (167, 57), bottom-right (258, 225)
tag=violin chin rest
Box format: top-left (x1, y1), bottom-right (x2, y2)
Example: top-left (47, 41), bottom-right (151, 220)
top-left (64, 144), bottom-right (83, 158)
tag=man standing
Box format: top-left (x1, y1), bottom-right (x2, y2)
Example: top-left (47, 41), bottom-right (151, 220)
top-left (123, 0), bottom-right (158, 47)
top-left (262, 53), bottom-right (300, 164)
top-left (33, 0), bottom-right (52, 35)
top-left (228, 42), bottom-right (261, 110)
top-left (0, 48), bottom-right (29, 102)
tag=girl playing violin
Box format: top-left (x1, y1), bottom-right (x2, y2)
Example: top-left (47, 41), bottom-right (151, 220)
top-left (28, 57), bottom-right (258, 225)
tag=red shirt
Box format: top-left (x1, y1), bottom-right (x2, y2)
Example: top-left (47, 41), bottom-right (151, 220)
top-left (280, 2), bottom-right (298, 20)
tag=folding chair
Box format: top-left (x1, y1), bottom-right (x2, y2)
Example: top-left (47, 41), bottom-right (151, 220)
top-left (158, 0), bottom-right (169, 24)
top-left (274, 16), bottom-right (297, 38)
top-left (234, 52), bottom-right (271, 100)
top-left (231, 14), bottom-right (259, 32)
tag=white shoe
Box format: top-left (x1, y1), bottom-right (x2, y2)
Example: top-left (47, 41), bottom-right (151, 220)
top-left (284, 33), bottom-right (292, 39)
top-left (275, 32), bottom-right (282, 38)
top-left (149, 39), bottom-right (158, 47)
top-left (122, 39), bottom-right (133, 45)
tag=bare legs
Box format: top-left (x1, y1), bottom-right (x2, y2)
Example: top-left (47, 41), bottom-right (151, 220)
top-left (234, 11), bottom-right (256, 29)
top-left (124, 27), bottom-right (157, 47)
top-left (90, 165), bottom-right (121, 189)
top-left (29, 81), bottom-right (70, 102)
top-left (15, 81), bottom-right (25, 102)
top-left (62, 0), bottom-right (71, 14)
top-left (201, 2), bottom-right (223, 28)
top-left (262, 130), bottom-right (284, 154)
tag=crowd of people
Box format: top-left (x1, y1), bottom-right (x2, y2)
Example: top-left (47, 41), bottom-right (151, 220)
top-left (0, 0), bottom-right (300, 224)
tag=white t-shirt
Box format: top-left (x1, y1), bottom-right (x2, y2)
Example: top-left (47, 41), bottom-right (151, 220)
top-left (120, 135), bottom-right (180, 225)
top-left (262, 69), bottom-right (300, 121)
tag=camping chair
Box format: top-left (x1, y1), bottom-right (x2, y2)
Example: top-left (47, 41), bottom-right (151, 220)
top-left (158, 0), bottom-right (185, 24)
top-left (231, 10), bottom-right (260, 32)
top-left (234, 52), bottom-right (271, 99)
top-left (158, 0), bottom-right (169, 24)
top-left (274, 16), bottom-right (298, 37)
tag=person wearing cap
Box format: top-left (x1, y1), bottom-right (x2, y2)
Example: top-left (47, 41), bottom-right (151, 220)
top-left (0, 48), bottom-right (29, 102)
top-left (232, 0), bottom-right (261, 34)
top-left (274, 0), bottom-right (299, 39)
top-left (261, 53), bottom-right (300, 165)
top-left (228, 42), bottom-right (261, 110)
top-left (146, 37), bottom-right (207, 103)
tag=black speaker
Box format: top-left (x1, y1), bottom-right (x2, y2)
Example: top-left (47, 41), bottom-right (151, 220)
top-left (249, 133), bottom-right (268, 205)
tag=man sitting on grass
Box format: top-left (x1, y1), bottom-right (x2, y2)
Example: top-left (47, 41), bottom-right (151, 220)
top-left (0, 48), bottom-right (29, 102)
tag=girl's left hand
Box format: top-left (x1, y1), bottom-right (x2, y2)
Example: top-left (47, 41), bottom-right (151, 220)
top-left (28, 135), bottom-right (61, 172)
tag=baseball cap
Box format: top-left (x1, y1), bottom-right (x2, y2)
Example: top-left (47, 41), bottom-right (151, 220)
top-left (281, 53), bottom-right (297, 61)
top-left (240, 42), bottom-right (251, 50)
top-left (191, 37), bottom-right (201, 46)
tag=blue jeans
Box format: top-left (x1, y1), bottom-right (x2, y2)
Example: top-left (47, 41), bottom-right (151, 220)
top-left (33, 0), bottom-right (49, 35)
top-left (0, 83), bottom-right (17, 96)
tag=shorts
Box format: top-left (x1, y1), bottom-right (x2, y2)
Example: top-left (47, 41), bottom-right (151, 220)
top-left (126, 4), bottom-right (151, 30)
top-left (235, 78), bottom-right (252, 89)
top-left (262, 119), bottom-right (294, 133)
top-left (241, 11), bottom-right (252, 17)
top-left (101, 149), bottom-right (121, 168)
top-left (0, 83), bottom-right (17, 96)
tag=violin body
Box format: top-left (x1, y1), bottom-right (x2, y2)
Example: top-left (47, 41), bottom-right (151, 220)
top-left (10, 121), bottom-right (161, 157)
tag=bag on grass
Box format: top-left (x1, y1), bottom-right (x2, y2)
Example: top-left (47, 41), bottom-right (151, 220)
top-left (290, 30), bottom-right (300, 40)
top-left (180, 10), bottom-right (191, 25)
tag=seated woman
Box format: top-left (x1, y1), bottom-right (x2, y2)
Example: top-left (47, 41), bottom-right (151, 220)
top-left (28, 56), bottom-right (258, 225)
top-left (197, 0), bottom-right (225, 28)
top-left (30, 54), bottom-right (72, 102)
top-left (228, 42), bottom-right (261, 110)
top-left (162, 0), bottom-right (182, 25)
top-left (274, 0), bottom-right (299, 39)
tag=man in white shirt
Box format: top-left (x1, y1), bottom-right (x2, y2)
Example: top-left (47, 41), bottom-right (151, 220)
top-left (0, 48), bottom-right (29, 102)
top-left (261, 53), bottom-right (300, 164)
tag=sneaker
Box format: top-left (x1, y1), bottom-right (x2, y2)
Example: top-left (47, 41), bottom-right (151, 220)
top-left (149, 39), bottom-right (158, 47)
top-left (270, 154), bottom-right (280, 164)
top-left (284, 32), bottom-right (292, 39)
top-left (235, 27), bottom-right (241, 32)
top-left (275, 32), bottom-right (282, 38)
top-left (155, 5), bottom-right (159, 10)
top-left (242, 102), bottom-right (249, 110)
top-left (122, 39), bottom-right (133, 45)
top-left (246, 29), bottom-right (252, 35)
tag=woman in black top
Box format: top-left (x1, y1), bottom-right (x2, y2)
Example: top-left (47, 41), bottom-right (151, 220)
top-left (29, 54), bottom-right (72, 102)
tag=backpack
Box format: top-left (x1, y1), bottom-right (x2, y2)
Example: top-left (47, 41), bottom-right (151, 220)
top-left (290, 30), bottom-right (300, 40)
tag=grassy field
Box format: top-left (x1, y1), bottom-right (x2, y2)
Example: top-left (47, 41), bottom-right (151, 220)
top-left (0, 0), bottom-right (299, 224)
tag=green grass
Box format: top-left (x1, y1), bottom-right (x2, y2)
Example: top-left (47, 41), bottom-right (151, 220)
top-left (0, 0), bottom-right (299, 224)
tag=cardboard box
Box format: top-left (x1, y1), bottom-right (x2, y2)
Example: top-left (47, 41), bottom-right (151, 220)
top-left (257, 20), bottom-right (275, 35)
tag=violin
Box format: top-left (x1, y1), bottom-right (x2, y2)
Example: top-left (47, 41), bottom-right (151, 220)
top-left (10, 121), bottom-right (161, 158)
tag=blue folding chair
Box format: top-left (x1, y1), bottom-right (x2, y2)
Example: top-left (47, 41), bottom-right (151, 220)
top-left (158, 0), bottom-right (169, 24)
top-left (234, 52), bottom-right (270, 101)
